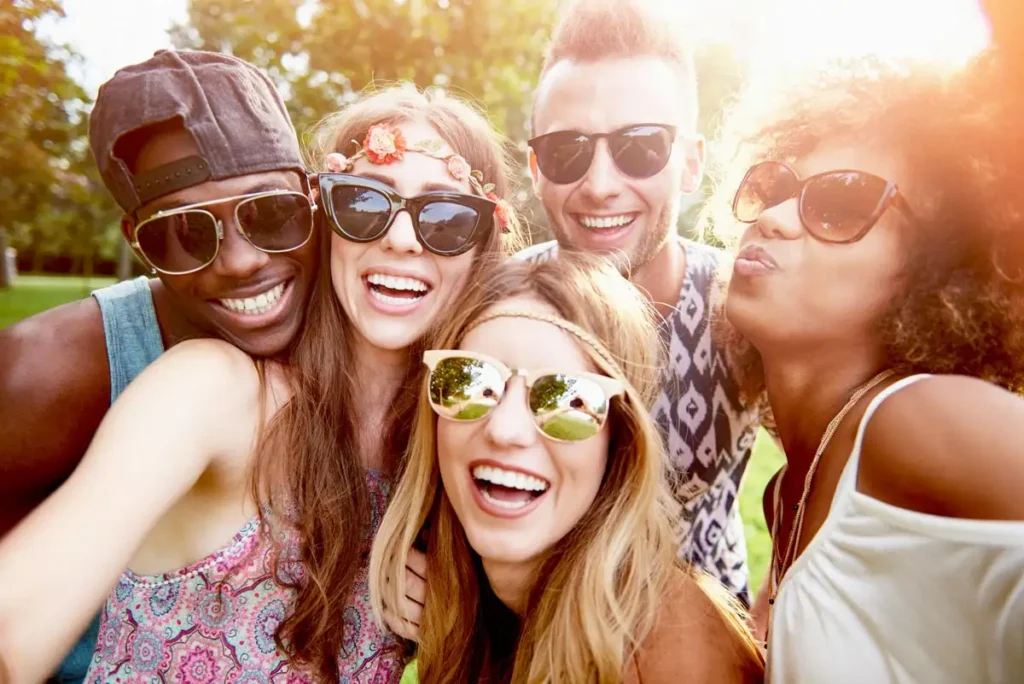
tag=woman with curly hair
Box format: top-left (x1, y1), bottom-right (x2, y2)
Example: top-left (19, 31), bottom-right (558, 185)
top-left (371, 253), bottom-right (764, 683)
top-left (715, 53), bottom-right (1024, 683)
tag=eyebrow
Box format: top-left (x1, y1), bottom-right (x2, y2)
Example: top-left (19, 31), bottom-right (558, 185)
top-left (357, 171), bottom-right (463, 195)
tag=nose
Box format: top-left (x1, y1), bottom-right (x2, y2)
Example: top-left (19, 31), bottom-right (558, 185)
top-left (210, 210), bottom-right (271, 279)
top-left (756, 198), bottom-right (804, 241)
top-left (484, 377), bottom-right (538, 449)
top-left (578, 139), bottom-right (622, 203)
top-left (379, 209), bottom-right (424, 255)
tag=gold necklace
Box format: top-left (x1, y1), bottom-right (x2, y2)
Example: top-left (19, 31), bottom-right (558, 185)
top-left (762, 369), bottom-right (895, 648)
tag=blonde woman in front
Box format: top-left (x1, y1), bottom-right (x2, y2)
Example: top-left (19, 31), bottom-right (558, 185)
top-left (371, 253), bottom-right (764, 683)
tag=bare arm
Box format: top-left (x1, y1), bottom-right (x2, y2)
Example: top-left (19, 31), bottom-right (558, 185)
top-left (859, 375), bottom-right (1024, 520)
top-left (0, 299), bottom-right (111, 537)
top-left (0, 339), bottom-right (260, 683)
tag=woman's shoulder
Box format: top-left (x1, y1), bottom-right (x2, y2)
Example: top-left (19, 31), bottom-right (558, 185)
top-left (859, 374), bottom-right (1024, 519)
top-left (627, 566), bottom-right (765, 684)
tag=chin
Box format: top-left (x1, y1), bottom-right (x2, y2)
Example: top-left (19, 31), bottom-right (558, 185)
top-left (468, 531), bottom-right (544, 567)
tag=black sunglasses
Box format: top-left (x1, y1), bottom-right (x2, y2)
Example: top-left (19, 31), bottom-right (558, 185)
top-left (733, 161), bottom-right (916, 244)
top-left (527, 123), bottom-right (678, 185)
top-left (317, 173), bottom-right (495, 257)
top-left (131, 190), bottom-right (316, 275)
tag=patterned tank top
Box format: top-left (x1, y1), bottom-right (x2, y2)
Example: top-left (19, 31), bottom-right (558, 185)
top-left (85, 471), bottom-right (404, 683)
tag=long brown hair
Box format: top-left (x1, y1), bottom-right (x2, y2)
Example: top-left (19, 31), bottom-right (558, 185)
top-left (253, 86), bottom-right (525, 681)
top-left (372, 253), bottom-right (759, 682)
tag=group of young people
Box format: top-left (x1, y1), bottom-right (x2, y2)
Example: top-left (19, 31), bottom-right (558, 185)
top-left (1, 0), bottom-right (1022, 682)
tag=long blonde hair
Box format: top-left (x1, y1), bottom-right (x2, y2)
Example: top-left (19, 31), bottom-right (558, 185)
top-left (371, 253), bottom-right (747, 682)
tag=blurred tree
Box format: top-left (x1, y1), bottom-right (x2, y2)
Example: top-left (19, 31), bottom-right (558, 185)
top-left (0, 0), bottom-right (113, 285)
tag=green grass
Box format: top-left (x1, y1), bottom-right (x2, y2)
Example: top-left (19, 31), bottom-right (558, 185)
top-left (741, 430), bottom-right (785, 595)
top-left (0, 274), bottom-right (115, 329)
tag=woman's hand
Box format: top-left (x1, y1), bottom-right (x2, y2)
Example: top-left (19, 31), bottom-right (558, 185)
top-left (383, 547), bottom-right (428, 642)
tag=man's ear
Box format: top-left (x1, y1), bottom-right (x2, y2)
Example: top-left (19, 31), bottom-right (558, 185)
top-left (120, 215), bottom-right (134, 243)
top-left (528, 147), bottom-right (542, 198)
top-left (680, 134), bottom-right (706, 195)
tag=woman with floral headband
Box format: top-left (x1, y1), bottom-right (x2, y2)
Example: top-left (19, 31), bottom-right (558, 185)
top-left (715, 54), bottom-right (1024, 682)
top-left (371, 253), bottom-right (764, 683)
top-left (0, 86), bottom-right (524, 683)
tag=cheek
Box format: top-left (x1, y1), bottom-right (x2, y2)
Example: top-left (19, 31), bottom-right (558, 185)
top-left (556, 435), bottom-right (609, 519)
top-left (434, 252), bottom-right (474, 302)
top-left (436, 421), bottom-right (473, 485)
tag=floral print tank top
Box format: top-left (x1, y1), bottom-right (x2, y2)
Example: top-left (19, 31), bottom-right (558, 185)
top-left (85, 471), bottom-right (403, 683)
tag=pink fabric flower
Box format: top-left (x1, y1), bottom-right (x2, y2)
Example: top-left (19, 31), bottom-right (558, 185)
top-left (325, 152), bottom-right (350, 173)
top-left (446, 154), bottom-right (472, 181)
top-left (364, 125), bottom-right (406, 164)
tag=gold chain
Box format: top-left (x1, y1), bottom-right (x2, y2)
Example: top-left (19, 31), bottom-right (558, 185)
top-left (763, 369), bottom-right (895, 647)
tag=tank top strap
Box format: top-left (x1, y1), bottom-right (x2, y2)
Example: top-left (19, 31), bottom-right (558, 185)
top-left (834, 374), bottom-right (933, 497)
top-left (92, 276), bottom-right (164, 403)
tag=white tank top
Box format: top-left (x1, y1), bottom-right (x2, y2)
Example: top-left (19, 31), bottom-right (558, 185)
top-left (767, 375), bottom-right (1024, 684)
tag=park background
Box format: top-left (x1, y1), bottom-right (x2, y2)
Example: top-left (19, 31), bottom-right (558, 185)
top-left (0, 0), bottom-right (994, 606)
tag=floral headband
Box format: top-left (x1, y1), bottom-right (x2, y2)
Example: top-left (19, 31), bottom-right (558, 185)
top-left (325, 123), bottom-right (511, 233)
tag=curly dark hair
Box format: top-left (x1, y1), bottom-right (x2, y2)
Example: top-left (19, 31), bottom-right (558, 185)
top-left (707, 51), bottom-right (1024, 401)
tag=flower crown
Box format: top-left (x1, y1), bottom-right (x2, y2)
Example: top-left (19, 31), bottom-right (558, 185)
top-left (326, 123), bottom-right (511, 233)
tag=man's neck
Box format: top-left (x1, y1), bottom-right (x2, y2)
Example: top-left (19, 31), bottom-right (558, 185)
top-left (633, 236), bottom-right (686, 319)
top-left (482, 556), bottom-right (541, 617)
top-left (148, 278), bottom-right (206, 349)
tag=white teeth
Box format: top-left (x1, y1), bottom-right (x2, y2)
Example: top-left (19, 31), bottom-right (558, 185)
top-left (366, 273), bottom-right (430, 293)
top-left (471, 465), bottom-right (549, 493)
top-left (578, 214), bottom-right (634, 229)
top-left (219, 282), bottom-right (286, 316)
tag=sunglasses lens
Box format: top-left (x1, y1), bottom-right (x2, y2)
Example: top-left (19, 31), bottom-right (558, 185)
top-left (328, 185), bottom-right (391, 240)
top-left (530, 374), bottom-right (609, 442)
top-left (428, 357), bottom-right (504, 421)
top-left (733, 162), bottom-right (799, 223)
top-left (802, 172), bottom-right (889, 242)
top-left (236, 194), bottom-right (313, 251)
top-left (532, 132), bottom-right (594, 184)
top-left (609, 125), bottom-right (674, 179)
top-left (136, 211), bottom-right (218, 274)
top-left (418, 201), bottom-right (484, 255)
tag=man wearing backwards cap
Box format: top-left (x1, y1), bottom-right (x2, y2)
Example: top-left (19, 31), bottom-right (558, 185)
top-left (0, 49), bottom-right (318, 682)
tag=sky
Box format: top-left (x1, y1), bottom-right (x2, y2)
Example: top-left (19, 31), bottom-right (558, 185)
top-left (42, 0), bottom-right (991, 98)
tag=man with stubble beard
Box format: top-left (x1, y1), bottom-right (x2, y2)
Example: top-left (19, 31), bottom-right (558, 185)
top-left (0, 49), bottom-right (318, 682)
top-left (518, 0), bottom-right (762, 608)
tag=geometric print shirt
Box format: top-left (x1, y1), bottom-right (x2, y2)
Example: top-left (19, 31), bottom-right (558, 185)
top-left (516, 237), bottom-right (760, 604)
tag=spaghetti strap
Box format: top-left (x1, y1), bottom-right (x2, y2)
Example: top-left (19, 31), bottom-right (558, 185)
top-left (840, 374), bottom-right (932, 492)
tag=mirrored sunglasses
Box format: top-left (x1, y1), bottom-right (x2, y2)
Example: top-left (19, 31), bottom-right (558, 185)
top-left (423, 350), bottom-right (625, 443)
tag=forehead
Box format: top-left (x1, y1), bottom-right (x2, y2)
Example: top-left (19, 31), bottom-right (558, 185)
top-left (138, 169), bottom-right (303, 217)
top-left (460, 297), bottom-right (595, 374)
top-left (794, 139), bottom-right (908, 190)
top-left (532, 56), bottom-right (691, 136)
top-left (347, 119), bottom-right (469, 196)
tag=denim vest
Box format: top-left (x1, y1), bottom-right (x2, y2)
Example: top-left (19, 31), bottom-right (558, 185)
top-left (52, 277), bottom-right (164, 683)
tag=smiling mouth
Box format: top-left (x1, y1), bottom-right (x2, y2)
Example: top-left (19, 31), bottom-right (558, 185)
top-left (472, 464), bottom-right (550, 511)
top-left (364, 273), bottom-right (432, 306)
top-left (217, 280), bottom-right (290, 316)
top-left (575, 213), bottom-right (638, 231)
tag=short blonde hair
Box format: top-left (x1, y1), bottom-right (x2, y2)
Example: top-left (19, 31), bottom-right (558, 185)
top-left (536, 0), bottom-right (699, 130)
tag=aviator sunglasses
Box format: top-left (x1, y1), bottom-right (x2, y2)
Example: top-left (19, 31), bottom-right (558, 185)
top-left (732, 160), bottom-right (916, 243)
top-left (318, 173), bottom-right (497, 257)
top-left (424, 350), bottom-right (625, 443)
top-left (527, 123), bottom-right (678, 185)
top-left (130, 189), bottom-right (316, 276)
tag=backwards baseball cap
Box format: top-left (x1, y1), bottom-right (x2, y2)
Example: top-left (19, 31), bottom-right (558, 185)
top-left (89, 49), bottom-right (305, 215)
